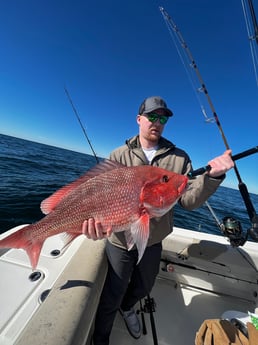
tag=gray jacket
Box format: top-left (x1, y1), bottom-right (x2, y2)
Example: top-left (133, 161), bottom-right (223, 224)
top-left (108, 135), bottom-right (224, 249)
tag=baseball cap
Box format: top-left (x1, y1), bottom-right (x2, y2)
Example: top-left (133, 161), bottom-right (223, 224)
top-left (138, 96), bottom-right (173, 117)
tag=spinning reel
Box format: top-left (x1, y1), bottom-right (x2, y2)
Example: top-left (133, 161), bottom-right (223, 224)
top-left (220, 215), bottom-right (258, 247)
top-left (188, 147), bottom-right (258, 248)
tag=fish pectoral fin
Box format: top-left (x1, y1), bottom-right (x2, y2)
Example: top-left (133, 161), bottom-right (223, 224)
top-left (125, 230), bottom-right (135, 251)
top-left (130, 213), bottom-right (150, 264)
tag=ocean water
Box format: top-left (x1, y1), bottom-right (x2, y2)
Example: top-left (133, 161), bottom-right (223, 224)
top-left (1, 133), bottom-right (258, 244)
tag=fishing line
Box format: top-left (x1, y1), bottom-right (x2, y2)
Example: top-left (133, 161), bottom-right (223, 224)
top-left (241, 0), bottom-right (258, 86)
top-left (64, 86), bottom-right (99, 164)
top-left (160, 7), bottom-right (231, 149)
top-left (160, 9), bottom-right (214, 123)
top-left (160, 7), bottom-right (258, 234)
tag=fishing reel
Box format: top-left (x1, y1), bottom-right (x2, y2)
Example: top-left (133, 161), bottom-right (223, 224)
top-left (220, 216), bottom-right (258, 247)
top-left (220, 216), bottom-right (248, 247)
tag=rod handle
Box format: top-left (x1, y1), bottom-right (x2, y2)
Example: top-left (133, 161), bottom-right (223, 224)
top-left (188, 146), bottom-right (258, 178)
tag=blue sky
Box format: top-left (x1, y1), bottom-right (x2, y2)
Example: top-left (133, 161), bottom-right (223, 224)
top-left (0, 0), bottom-right (258, 194)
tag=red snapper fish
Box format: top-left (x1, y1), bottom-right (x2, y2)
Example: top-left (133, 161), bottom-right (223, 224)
top-left (0, 160), bottom-right (188, 270)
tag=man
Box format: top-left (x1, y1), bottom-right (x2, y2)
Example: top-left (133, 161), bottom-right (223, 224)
top-left (84, 96), bottom-right (234, 345)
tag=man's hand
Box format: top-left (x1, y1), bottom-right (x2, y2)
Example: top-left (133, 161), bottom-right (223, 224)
top-left (82, 218), bottom-right (112, 240)
top-left (207, 149), bottom-right (234, 178)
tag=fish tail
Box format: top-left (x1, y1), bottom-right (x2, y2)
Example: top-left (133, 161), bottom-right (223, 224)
top-left (0, 225), bottom-right (44, 270)
top-left (0, 226), bottom-right (29, 249)
top-left (25, 242), bottom-right (44, 270)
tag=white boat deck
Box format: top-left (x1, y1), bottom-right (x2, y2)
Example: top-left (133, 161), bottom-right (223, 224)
top-left (109, 228), bottom-right (258, 344)
top-left (110, 276), bottom-right (254, 344)
top-left (1, 226), bottom-right (258, 345)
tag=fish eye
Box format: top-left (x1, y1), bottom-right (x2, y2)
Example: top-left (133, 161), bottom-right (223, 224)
top-left (162, 175), bottom-right (169, 183)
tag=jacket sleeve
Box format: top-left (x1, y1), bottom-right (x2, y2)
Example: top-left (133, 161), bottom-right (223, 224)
top-left (179, 173), bottom-right (225, 211)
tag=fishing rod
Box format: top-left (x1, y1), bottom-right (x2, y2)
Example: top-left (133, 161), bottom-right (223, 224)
top-left (137, 295), bottom-right (158, 345)
top-left (64, 86), bottom-right (99, 164)
top-left (64, 88), bottom-right (159, 344)
top-left (188, 146), bottom-right (258, 178)
top-left (246, 0), bottom-right (258, 43)
top-left (160, 7), bottom-right (258, 241)
top-left (189, 146), bottom-right (258, 245)
top-left (241, 0), bottom-right (258, 86)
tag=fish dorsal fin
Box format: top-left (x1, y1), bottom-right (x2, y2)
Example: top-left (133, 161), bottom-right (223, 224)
top-left (41, 159), bottom-right (124, 214)
top-left (129, 212), bottom-right (150, 264)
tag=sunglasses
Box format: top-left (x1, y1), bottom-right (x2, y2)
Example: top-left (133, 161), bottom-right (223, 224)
top-left (142, 113), bottom-right (169, 125)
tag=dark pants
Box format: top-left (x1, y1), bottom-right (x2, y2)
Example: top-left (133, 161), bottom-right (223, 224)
top-left (92, 241), bottom-right (162, 345)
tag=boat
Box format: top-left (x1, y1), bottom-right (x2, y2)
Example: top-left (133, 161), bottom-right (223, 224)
top-left (1, 223), bottom-right (258, 345)
top-left (1, 1), bottom-right (258, 344)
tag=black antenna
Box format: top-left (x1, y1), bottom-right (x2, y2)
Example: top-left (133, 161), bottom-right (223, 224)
top-left (64, 86), bottom-right (99, 164)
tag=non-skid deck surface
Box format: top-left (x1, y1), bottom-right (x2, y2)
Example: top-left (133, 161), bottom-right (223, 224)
top-left (110, 277), bottom-right (254, 345)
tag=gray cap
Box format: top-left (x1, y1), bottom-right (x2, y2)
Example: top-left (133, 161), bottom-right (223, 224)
top-left (138, 96), bottom-right (173, 117)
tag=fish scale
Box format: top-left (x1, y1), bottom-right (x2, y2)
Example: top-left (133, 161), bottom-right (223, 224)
top-left (0, 160), bottom-right (188, 269)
